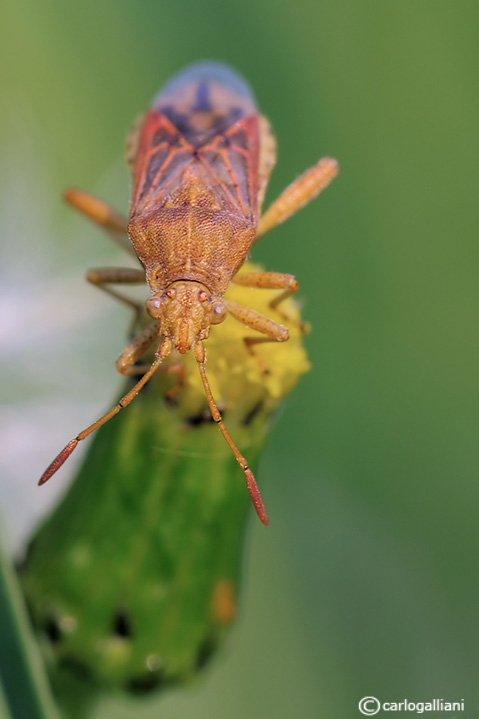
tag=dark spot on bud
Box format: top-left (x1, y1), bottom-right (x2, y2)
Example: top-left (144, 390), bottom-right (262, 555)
top-left (242, 400), bottom-right (265, 427)
top-left (185, 402), bottom-right (226, 427)
top-left (127, 364), bottom-right (156, 392)
top-left (127, 671), bottom-right (168, 694)
top-left (58, 654), bottom-right (91, 680)
top-left (43, 614), bottom-right (61, 643)
top-left (184, 409), bottom-right (216, 427)
top-left (164, 392), bottom-right (179, 409)
top-left (196, 634), bottom-right (218, 670)
top-left (112, 607), bottom-right (132, 638)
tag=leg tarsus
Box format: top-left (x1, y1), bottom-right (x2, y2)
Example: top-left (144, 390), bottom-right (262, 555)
top-left (269, 285), bottom-right (310, 334)
top-left (224, 295), bottom-right (289, 375)
top-left (243, 337), bottom-right (277, 375)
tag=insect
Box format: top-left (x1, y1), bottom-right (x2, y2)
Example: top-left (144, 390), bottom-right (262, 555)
top-left (38, 62), bottom-right (338, 524)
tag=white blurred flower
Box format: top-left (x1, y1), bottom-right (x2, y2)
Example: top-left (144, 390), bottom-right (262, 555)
top-left (0, 137), bottom-right (131, 554)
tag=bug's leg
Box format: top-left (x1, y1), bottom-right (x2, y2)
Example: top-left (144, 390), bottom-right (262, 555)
top-left (194, 342), bottom-right (268, 526)
top-left (231, 271), bottom-right (309, 333)
top-left (120, 360), bottom-right (186, 403)
top-left (224, 299), bottom-right (288, 340)
top-left (224, 299), bottom-right (289, 375)
top-left (115, 322), bottom-right (161, 375)
top-left (86, 267), bottom-right (146, 314)
top-left (38, 338), bottom-right (173, 486)
top-left (65, 188), bottom-right (135, 256)
top-left (242, 337), bottom-right (280, 375)
top-left (116, 324), bottom-right (185, 401)
top-left (65, 188), bottom-right (129, 235)
top-left (163, 363), bottom-right (186, 404)
top-left (255, 157), bottom-right (338, 240)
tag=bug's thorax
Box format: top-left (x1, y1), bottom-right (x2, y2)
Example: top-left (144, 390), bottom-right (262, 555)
top-left (127, 177), bottom-right (256, 297)
top-left (146, 280), bottom-right (227, 354)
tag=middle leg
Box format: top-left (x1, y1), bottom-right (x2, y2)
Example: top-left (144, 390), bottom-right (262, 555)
top-left (224, 298), bottom-right (289, 375)
top-left (86, 266), bottom-right (146, 314)
top-left (231, 271), bottom-right (308, 332)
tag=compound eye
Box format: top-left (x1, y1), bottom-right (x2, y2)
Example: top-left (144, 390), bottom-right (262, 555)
top-left (211, 300), bottom-right (227, 325)
top-left (146, 295), bottom-right (163, 319)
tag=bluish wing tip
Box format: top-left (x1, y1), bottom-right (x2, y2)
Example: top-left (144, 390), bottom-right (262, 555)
top-left (155, 61), bottom-right (255, 104)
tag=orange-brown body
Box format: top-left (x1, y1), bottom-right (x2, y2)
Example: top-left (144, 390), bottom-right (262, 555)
top-left (127, 64), bottom-right (265, 353)
top-left (39, 62), bottom-right (338, 524)
top-left (129, 194), bottom-right (255, 295)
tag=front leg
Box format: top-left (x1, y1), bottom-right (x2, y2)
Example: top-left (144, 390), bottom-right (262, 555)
top-left (115, 322), bottom-right (161, 375)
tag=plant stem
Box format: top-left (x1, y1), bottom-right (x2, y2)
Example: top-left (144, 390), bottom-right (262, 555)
top-left (0, 539), bottom-right (60, 719)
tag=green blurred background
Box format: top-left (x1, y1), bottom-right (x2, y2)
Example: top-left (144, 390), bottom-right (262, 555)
top-left (1, 0), bottom-right (478, 717)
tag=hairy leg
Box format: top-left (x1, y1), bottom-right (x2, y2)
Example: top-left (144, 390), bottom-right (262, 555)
top-left (224, 298), bottom-right (288, 374)
top-left (255, 157), bottom-right (338, 240)
top-left (231, 271), bottom-right (308, 332)
top-left (65, 188), bottom-right (134, 256)
top-left (86, 266), bottom-right (146, 313)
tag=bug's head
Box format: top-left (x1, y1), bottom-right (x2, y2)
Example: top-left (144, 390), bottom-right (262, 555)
top-left (146, 281), bottom-right (227, 354)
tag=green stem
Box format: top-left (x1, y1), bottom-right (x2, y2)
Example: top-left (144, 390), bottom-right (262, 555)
top-left (0, 539), bottom-right (60, 719)
top-left (19, 261), bottom-right (310, 703)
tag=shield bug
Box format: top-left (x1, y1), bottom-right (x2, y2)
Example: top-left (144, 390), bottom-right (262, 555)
top-left (38, 62), bottom-right (338, 524)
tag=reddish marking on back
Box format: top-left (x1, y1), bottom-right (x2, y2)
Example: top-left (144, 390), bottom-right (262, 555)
top-left (130, 82), bottom-right (260, 223)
